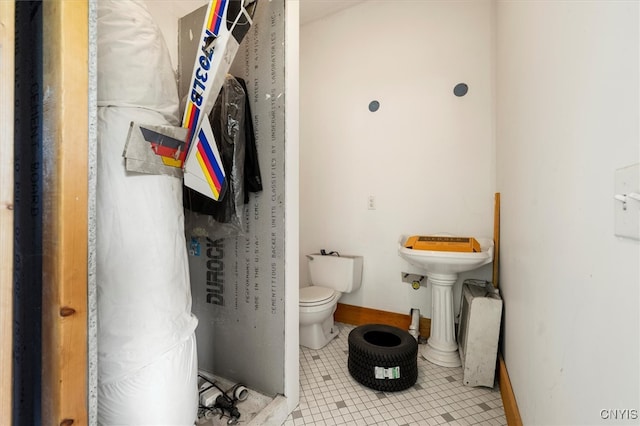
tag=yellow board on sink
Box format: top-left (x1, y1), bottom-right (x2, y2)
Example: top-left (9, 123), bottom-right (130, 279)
top-left (404, 235), bottom-right (481, 253)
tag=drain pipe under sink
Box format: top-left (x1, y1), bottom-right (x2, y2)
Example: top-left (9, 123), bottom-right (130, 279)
top-left (408, 308), bottom-right (420, 341)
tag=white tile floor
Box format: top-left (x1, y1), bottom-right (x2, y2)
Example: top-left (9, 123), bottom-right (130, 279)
top-left (283, 323), bottom-right (507, 426)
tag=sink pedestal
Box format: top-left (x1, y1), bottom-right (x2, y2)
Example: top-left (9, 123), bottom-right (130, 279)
top-left (423, 273), bottom-right (461, 368)
top-left (397, 236), bottom-right (494, 368)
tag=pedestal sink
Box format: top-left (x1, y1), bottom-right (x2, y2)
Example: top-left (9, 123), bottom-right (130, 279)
top-left (398, 236), bottom-right (494, 367)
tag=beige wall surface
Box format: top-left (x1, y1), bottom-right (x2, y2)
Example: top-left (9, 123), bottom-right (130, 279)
top-left (300, 0), bottom-right (496, 318)
top-left (496, 1), bottom-right (639, 424)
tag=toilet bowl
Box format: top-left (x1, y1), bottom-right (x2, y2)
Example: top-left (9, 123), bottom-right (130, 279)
top-left (299, 254), bottom-right (363, 350)
top-left (299, 286), bottom-right (341, 349)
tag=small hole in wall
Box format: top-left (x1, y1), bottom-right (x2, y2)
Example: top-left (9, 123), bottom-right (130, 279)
top-left (368, 100), bottom-right (380, 112)
top-left (453, 83), bottom-right (468, 97)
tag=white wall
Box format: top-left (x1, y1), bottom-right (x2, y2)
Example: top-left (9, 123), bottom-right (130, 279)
top-left (496, 1), bottom-right (639, 424)
top-left (300, 0), bottom-right (496, 317)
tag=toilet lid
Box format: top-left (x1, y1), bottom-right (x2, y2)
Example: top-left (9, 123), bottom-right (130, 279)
top-left (300, 286), bottom-right (336, 305)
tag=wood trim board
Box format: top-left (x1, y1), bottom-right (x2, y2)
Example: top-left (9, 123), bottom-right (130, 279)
top-left (335, 303), bottom-right (431, 343)
top-left (0, 1), bottom-right (16, 423)
top-left (498, 353), bottom-right (523, 426)
top-left (42, 1), bottom-right (89, 423)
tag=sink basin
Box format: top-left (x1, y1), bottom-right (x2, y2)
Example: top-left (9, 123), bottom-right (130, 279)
top-left (398, 237), bottom-right (494, 276)
top-left (397, 235), bottom-right (494, 367)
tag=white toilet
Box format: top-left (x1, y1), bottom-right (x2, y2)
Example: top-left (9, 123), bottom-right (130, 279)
top-left (299, 253), bottom-right (363, 350)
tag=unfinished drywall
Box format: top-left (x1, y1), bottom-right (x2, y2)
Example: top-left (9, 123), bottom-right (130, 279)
top-left (184, 0), bottom-right (287, 396)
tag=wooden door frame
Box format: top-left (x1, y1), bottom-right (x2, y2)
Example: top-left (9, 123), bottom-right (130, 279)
top-left (41, 1), bottom-right (89, 423)
top-left (1, 1), bottom-right (16, 424)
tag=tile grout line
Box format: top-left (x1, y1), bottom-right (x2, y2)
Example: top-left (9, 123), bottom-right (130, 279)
top-left (283, 322), bottom-right (507, 426)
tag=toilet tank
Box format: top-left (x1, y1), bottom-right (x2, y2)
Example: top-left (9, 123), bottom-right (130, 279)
top-left (307, 254), bottom-right (363, 293)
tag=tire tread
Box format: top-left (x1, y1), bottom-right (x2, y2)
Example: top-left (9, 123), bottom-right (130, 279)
top-left (347, 324), bottom-right (418, 392)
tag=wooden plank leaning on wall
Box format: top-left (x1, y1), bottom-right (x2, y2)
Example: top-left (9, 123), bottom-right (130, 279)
top-left (493, 192), bottom-right (522, 426)
top-left (1, 1), bottom-right (16, 424)
top-left (42, 1), bottom-right (89, 424)
top-left (493, 192), bottom-right (500, 289)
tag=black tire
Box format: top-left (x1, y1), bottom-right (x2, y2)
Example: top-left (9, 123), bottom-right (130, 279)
top-left (348, 324), bottom-right (418, 392)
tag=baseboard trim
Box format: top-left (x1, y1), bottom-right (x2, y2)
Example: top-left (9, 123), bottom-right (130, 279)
top-left (335, 303), bottom-right (431, 342)
top-left (498, 353), bottom-right (523, 426)
top-left (335, 303), bottom-right (522, 425)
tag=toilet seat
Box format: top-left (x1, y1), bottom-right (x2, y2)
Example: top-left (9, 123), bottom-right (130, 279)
top-left (300, 286), bottom-right (337, 307)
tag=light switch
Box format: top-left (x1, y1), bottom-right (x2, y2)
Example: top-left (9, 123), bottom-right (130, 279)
top-left (614, 163), bottom-right (640, 240)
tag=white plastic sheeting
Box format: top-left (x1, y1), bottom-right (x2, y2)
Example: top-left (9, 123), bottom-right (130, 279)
top-left (97, 0), bottom-right (198, 423)
top-left (98, 334), bottom-right (198, 424)
top-left (97, 0), bottom-right (179, 123)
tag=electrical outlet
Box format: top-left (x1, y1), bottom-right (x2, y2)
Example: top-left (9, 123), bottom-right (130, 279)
top-left (368, 195), bottom-right (376, 210)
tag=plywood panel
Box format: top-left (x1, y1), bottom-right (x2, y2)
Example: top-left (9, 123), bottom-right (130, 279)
top-left (42, 1), bottom-right (88, 423)
top-left (0, 2), bottom-right (16, 423)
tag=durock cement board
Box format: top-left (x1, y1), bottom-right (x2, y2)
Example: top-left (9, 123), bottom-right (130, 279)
top-left (181, 0), bottom-right (286, 397)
